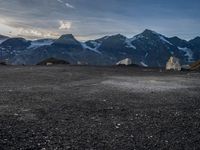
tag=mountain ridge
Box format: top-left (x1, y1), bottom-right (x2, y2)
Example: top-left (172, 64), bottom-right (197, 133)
top-left (0, 29), bottom-right (199, 67)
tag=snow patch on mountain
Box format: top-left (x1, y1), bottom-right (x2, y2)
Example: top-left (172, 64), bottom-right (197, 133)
top-left (145, 53), bottom-right (149, 58)
top-left (178, 47), bottom-right (193, 62)
top-left (159, 36), bottom-right (173, 45)
top-left (81, 42), bottom-right (102, 54)
top-left (28, 40), bottom-right (54, 49)
top-left (140, 62), bottom-right (148, 67)
top-left (101, 36), bottom-right (109, 40)
top-left (125, 38), bottom-right (136, 49)
top-left (0, 39), bottom-right (7, 44)
top-left (135, 34), bottom-right (144, 40)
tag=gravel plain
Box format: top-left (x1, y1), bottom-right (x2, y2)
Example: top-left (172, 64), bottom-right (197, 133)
top-left (0, 65), bottom-right (200, 150)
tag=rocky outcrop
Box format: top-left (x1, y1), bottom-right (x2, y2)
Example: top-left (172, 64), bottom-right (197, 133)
top-left (116, 58), bottom-right (132, 66)
top-left (166, 56), bottom-right (181, 71)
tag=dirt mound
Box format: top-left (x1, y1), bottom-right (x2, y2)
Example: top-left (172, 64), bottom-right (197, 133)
top-left (37, 57), bottom-right (70, 65)
top-left (0, 61), bottom-right (7, 65)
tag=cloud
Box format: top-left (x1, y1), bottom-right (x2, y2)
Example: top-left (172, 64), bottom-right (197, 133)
top-left (16, 28), bottom-right (59, 39)
top-left (57, 0), bottom-right (63, 3)
top-left (56, 0), bottom-right (75, 9)
top-left (65, 3), bottom-right (74, 9)
top-left (0, 0), bottom-right (199, 40)
top-left (59, 20), bottom-right (72, 30)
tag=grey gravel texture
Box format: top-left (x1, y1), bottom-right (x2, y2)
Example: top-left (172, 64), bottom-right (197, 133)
top-left (0, 65), bottom-right (200, 150)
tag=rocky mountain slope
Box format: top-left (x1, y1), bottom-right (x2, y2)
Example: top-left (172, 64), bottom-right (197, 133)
top-left (0, 30), bottom-right (199, 67)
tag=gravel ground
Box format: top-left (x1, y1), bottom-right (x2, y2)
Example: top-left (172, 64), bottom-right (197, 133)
top-left (0, 65), bottom-right (200, 150)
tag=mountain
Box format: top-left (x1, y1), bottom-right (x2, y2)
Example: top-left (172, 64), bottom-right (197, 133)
top-left (168, 36), bottom-right (189, 47)
top-left (9, 34), bottom-right (110, 65)
top-left (189, 37), bottom-right (200, 46)
top-left (0, 35), bottom-right (9, 44)
top-left (0, 38), bottom-right (31, 63)
top-left (53, 34), bottom-right (80, 46)
top-left (28, 39), bottom-right (54, 49)
top-left (0, 29), bottom-right (199, 67)
top-left (189, 37), bottom-right (200, 60)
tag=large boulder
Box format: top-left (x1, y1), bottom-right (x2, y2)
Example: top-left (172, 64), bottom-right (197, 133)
top-left (116, 58), bottom-right (133, 66)
top-left (166, 56), bottom-right (181, 71)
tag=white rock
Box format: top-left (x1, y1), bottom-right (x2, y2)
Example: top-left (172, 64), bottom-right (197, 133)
top-left (116, 58), bottom-right (132, 66)
top-left (166, 56), bottom-right (181, 71)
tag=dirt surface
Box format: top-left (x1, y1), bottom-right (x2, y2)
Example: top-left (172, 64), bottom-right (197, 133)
top-left (0, 65), bottom-right (200, 150)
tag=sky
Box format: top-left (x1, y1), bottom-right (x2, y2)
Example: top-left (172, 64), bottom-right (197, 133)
top-left (0, 0), bottom-right (199, 41)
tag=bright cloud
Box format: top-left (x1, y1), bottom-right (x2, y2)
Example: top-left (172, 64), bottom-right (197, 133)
top-left (56, 0), bottom-right (75, 9)
top-left (16, 28), bottom-right (59, 39)
top-left (57, 0), bottom-right (63, 3)
top-left (65, 3), bottom-right (74, 9)
top-left (0, 0), bottom-right (199, 40)
top-left (59, 20), bottom-right (72, 30)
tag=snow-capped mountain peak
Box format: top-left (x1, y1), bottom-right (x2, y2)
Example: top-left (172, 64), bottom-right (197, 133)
top-left (0, 30), bottom-right (199, 67)
top-left (132, 29), bottom-right (173, 45)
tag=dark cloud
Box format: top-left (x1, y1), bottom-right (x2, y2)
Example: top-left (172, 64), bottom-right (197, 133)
top-left (0, 0), bottom-right (199, 40)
